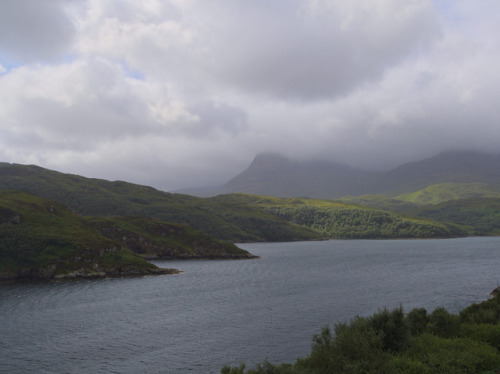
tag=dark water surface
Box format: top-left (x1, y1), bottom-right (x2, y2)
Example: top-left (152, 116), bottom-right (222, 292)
top-left (1, 237), bottom-right (498, 373)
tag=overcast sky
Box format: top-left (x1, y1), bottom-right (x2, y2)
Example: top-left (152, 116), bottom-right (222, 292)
top-left (1, 0), bottom-right (499, 191)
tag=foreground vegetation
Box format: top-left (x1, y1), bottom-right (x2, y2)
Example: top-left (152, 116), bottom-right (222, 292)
top-left (222, 295), bottom-right (500, 374)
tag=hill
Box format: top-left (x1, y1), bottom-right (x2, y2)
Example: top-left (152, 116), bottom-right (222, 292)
top-left (0, 162), bottom-right (323, 242)
top-left (210, 194), bottom-right (464, 239)
top-left (0, 191), bottom-right (178, 282)
top-left (396, 183), bottom-right (500, 205)
top-left (338, 185), bottom-right (500, 236)
top-left (198, 151), bottom-right (500, 199)
top-left (0, 162), bottom-right (476, 240)
top-left (408, 197), bottom-right (500, 236)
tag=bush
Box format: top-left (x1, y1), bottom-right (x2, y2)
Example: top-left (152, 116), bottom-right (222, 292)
top-left (427, 307), bottom-right (460, 338)
top-left (459, 296), bottom-right (500, 324)
top-left (221, 360), bottom-right (303, 374)
top-left (406, 308), bottom-right (429, 336)
top-left (369, 306), bottom-right (410, 352)
top-left (460, 323), bottom-right (500, 350)
top-left (222, 300), bottom-right (500, 374)
top-left (405, 333), bottom-right (500, 374)
top-left (388, 356), bottom-right (431, 374)
top-left (221, 363), bottom-right (246, 374)
top-left (297, 317), bottom-right (394, 374)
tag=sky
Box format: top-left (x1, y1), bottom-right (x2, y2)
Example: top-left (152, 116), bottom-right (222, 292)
top-left (1, 0), bottom-right (500, 191)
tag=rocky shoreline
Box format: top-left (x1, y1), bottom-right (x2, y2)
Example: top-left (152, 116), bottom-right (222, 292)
top-left (0, 265), bottom-right (181, 284)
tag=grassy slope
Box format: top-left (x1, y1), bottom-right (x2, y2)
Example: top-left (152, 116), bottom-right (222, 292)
top-left (0, 191), bottom-right (175, 281)
top-left (396, 183), bottom-right (500, 204)
top-left (339, 194), bottom-right (420, 212)
top-left (408, 198), bottom-right (500, 236)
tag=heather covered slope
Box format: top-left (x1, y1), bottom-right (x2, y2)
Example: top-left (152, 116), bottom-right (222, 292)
top-left (0, 191), bottom-right (177, 282)
top-left (0, 162), bottom-right (324, 242)
top-left (90, 216), bottom-right (257, 260)
top-left (0, 161), bottom-right (486, 241)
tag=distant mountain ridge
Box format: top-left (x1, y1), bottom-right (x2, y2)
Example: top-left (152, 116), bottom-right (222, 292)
top-left (199, 151), bottom-right (500, 199)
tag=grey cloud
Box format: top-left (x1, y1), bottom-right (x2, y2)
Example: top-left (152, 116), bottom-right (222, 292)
top-left (0, 0), bottom-right (75, 63)
top-left (0, 60), bottom-right (163, 154)
top-left (183, 101), bottom-right (248, 137)
top-left (1, 1), bottom-right (500, 192)
top-left (196, 1), bottom-right (440, 100)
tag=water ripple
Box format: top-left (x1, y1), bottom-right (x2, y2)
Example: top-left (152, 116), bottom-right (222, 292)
top-left (1, 237), bottom-right (499, 373)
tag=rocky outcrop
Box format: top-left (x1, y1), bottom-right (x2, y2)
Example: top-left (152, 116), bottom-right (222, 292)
top-left (0, 207), bottom-right (22, 224)
top-left (0, 245), bottom-right (180, 283)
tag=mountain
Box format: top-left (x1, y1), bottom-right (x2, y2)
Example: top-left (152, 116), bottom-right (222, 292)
top-left (198, 151), bottom-right (500, 199)
top-left (0, 191), bottom-right (178, 282)
top-left (374, 151), bottom-right (500, 196)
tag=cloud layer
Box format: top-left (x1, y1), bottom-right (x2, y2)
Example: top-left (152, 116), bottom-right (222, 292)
top-left (1, 0), bottom-right (499, 190)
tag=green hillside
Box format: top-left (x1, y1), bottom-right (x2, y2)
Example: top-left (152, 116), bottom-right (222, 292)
top-left (337, 184), bottom-right (500, 236)
top-left (339, 194), bottom-right (420, 212)
top-left (0, 162), bottom-right (324, 242)
top-left (410, 197), bottom-right (500, 236)
top-left (90, 216), bottom-right (257, 260)
top-left (211, 194), bottom-right (464, 239)
top-left (0, 191), bottom-right (178, 282)
top-left (0, 162), bottom-right (480, 241)
top-left (396, 183), bottom-right (500, 205)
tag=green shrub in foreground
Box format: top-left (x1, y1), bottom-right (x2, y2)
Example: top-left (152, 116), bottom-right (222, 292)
top-left (460, 323), bottom-right (500, 350)
top-left (460, 296), bottom-right (500, 324)
top-left (222, 297), bottom-right (500, 374)
top-left (426, 307), bottom-right (460, 338)
top-left (403, 333), bottom-right (500, 374)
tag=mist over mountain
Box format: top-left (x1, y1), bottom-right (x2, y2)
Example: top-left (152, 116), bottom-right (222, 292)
top-left (182, 151), bottom-right (500, 199)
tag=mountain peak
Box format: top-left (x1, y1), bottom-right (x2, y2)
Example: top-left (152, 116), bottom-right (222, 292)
top-left (213, 150), bottom-right (500, 199)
